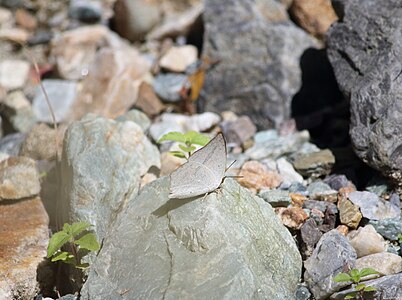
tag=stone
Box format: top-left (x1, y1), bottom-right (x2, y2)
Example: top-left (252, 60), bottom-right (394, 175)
top-left (149, 121), bottom-right (183, 142)
top-left (70, 47), bottom-right (150, 121)
top-left (69, 0), bottom-right (103, 23)
top-left (348, 225), bottom-right (387, 258)
top-left (113, 0), bottom-right (161, 42)
top-left (0, 156), bottom-right (40, 200)
top-left (277, 157), bottom-right (303, 185)
top-left (365, 176), bottom-right (390, 196)
top-left (319, 204), bottom-right (337, 233)
top-left (160, 151), bottom-right (185, 176)
top-left (323, 174), bottom-right (353, 191)
top-left (369, 218), bottom-right (402, 241)
top-left (200, 0), bottom-right (318, 129)
top-left (355, 252), bottom-right (402, 276)
top-left (289, 0), bottom-right (338, 39)
top-left (336, 225), bottom-right (349, 236)
top-left (275, 207), bottom-right (308, 230)
top-left (303, 199), bottom-right (338, 215)
top-left (1, 90), bottom-right (37, 133)
top-left (258, 189), bottom-right (291, 208)
top-left (288, 182), bottom-right (308, 195)
top-left (220, 115), bottom-right (257, 146)
top-left (304, 230), bottom-right (357, 300)
top-left (245, 130), bottom-right (310, 160)
top-left (0, 60), bottom-right (30, 90)
top-left (0, 28), bottom-right (29, 43)
top-left (348, 191), bottom-right (400, 220)
top-left (307, 181), bottom-right (337, 202)
top-left (115, 109), bottom-right (151, 132)
top-left (19, 123), bottom-right (58, 161)
top-left (153, 73), bottom-right (188, 102)
top-left (290, 193), bottom-right (306, 207)
top-left (51, 25), bottom-right (124, 80)
top-left (237, 160), bottom-right (282, 193)
top-left (330, 273), bottom-right (402, 300)
top-left (140, 172), bottom-right (158, 189)
top-left (310, 208), bottom-right (325, 226)
top-left (0, 7), bottom-right (12, 26)
top-left (159, 45), bottom-right (198, 73)
top-left (55, 114), bottom-right (160, 243)
top-left (295, 285), bottom-right (312, 300)
top-left (0, 197), bottom-right (49, 300)
top-left (327, 0), bottom-right (402, 183)
top-left (301, 218), bottom-right (322, 257)
top-left (338, 198), bottom-right (362, 229)
top-left (32, 79), bottom-right (78, 124)
top-left (15, 8), bottom-right (37, 31)
top-left (27, 30), bottom-right (53, 46)
top-left (135, 81), bottom-right (164, 117)
top-left (81, 178), bottom-right (302, 299)
top-left (0, 132), bottom-right (26, 156)
top-left (293, 149), bottom-right (335, 178)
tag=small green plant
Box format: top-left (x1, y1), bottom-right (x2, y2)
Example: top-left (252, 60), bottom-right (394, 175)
top-left (47, 222), bottom-right (100, 269)
top-left (333, 268), bottom-right (380, 299)
top-left (398, 233), bottom-right (402, 243)
top-left (158, 131), bottom-right (210, 160)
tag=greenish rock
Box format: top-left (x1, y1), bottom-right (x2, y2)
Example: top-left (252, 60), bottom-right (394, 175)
top-left (258, 189), bottom-right (291, 207)
top-left (369, 218), bottom-right (402, 241)
top-left (307, 181), bottom-right (337, 202)
top-left (293, 149), bottom-right (335, 178)
top-left (81, 178), bottom-right (302, 300)
top-left (115, 109), bottom-right (151, 132)
top-left (365, 176), bottom-right (390, 196)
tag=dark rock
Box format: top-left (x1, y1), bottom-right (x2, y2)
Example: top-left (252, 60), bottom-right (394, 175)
top-left (303, 199), bottom-right (338, 214)
top-left (0, 132), bottom-right (26, 156)
top-left (69, 0), bottom-right (102, 23)
top-left (293, 149), bottom-right (335, 178)
top-left (27, 30), bottom-right (53, 46)
top-left (301, 218), bottom-right (322, 257)
top-left (327, 0), bottom-right (402, 184)
top-left (288, 182), bottom-right (308, 195)
top-left (295, 285), bottom-right (312, 300)
top-left (200, 0), bottom-right (318, 129)
top-left (323, 174), bottom-right (352, 191)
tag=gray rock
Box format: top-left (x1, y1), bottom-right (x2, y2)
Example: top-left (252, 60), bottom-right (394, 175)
top-left (19, 123), bottom-right (58, 161)
top-left (115, 109), bottom-right (151, 132)
top-left (220, 115), bottom-right (257, 146)
top-left (348, 225), bottom-right (387, 258)
top-left (258, 189), bottom-right (291, 207)
top-left (0, 132), bottom-right (26, 156)
top-left (365, 176), bottom-right (390, 196)
top-left (301, 218), bottom-right (322, 257)
top-left (323, 174), bottom-right (351, 191)
top-left (348, 191), bottom-right (400, 220)
top-left (330, 273), bottom-right (402, 300)
top-left (293, 149), bottom-right (335, 178)
top-left (303, 200), bottom-right (338, 214)
top-left (369, 218), bottom-right (402, 241)
top-left (288, 182), bottom-right (308, 195)
top-left (307, 181), bottom-right (335, 196)
top-left (295, 285), bottom-right (311, 300)
top-left (200, 0), bottom-right (318, 129)
top-left (327, 0), bottom-right (402, 183)
top-left (0, 60), bottom-right (30, 90)
top-left (153, 73), bottom-right (188, 103)
top-left (69, 0), bottom-right (102, 23)
top-left (32, 80), bottom-right (78, 123)
top-left (304, 229), bottom-right (357, 300)
top-left (58, 114), bottom-right (160, 242)
top-left (81, 178), bottom-right (302, 299)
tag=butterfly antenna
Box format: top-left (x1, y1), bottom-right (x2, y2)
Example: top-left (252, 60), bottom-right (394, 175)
top-left (225, 160), bottom-right (243, 178)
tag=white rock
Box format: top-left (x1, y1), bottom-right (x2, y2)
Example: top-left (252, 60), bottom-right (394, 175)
top-left (159, 45), bottom-right (198, 72)
top-left (348, 225), bottom-right (387, 258)
top-left (277, 157), bottom-right (303, 184)
top-left (0, 60), bottom-right (30, 90)
top-left (355, 252), bottom-right (402, 276)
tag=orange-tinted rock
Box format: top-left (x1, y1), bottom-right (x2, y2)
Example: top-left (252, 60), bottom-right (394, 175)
top-left (0, 197), bottom-right (49, 299)
top-left (15, 9), bottom-right (37, 31)
top-left (135, 81), bottom-right (165, 117)
top-left (290, 0), bottom-right (338, 39)
top-left (290, 193), bottom-right (306, 207)
top-left (338, 185), bottom-right (356, 202)
top-left (237, 160), bottom-right (283, 193)
top-left (336, 225), bottom-right (349, 236)
top-left (338, 197), bottom-right (362, 229)
top-left (275, 207), bottom-right (308, 230)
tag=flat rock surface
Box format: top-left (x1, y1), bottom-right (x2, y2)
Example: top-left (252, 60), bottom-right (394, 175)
top-left (81, 178), bottom-right (302, 300)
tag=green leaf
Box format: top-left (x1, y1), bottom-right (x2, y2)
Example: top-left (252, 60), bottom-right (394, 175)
top-left (333, 272), bottom-right (352, 282)
top-left (47, 231), bottom-right (71, 258)
top-left (344, 292), bottom-right (358, 300)
top-left (179, 144), bottom-right (196, 153)
top-left (63, 223), bottom-right (71, 232)
top-left (359, 268), bottom-right (380, 278)
top-left (74, 233), bottom-right (100, 252)
top-left (184, 131), bottom-right (210, 146)
top-left (349, 269), bottom-right (361, 283)
top-left (398, 233), bottom-right (402, 243)
top-left (170, 151), bottom-right (187, 159)
top-left (69, 222), bottom-right (92, 238)
top-left (75, 263), bottom-right (90, 270)
top-left (50, 251), bottom-right (73, 262)
top-left (158, 132), bottom-right (186, 144)
top-left (363, 286), bottom-right (377, 292)
top-left (355, 283), bottom-right (366, 291)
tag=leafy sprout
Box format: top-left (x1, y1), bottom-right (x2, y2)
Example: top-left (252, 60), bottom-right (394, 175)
top-left (333, 268), bottom-right (380, 299)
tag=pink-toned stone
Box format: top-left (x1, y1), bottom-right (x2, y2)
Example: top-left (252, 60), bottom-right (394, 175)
top-left (135, 81), bottom-right (165, 117)
top-left (275, 207), bottom-right (309, 230)
top-left (15, 9), bottom-right (37, 31)
top-left (336, 225), bottom-right (349, 236)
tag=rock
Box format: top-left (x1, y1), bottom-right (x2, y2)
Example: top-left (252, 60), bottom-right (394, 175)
top-left (309, 208), bottom-right (325, 226)
top-left (200, 0), bottom-right (318, 129)
top-left (147, 3), bottom-right (203, 40)
top-left (295, 285), bottom-right (312, 300)
top-left (32, 79), bottom-right (78, 124)
top-left (51, 25), bottom-right (124, 80)
top-left (113, 0), bottom-right (161, 42)
top-left (238, 160), bottom-right (282, 193)
top-left (330, 273), bottom-right (402, 300)
top-left (355, 252), bottom-right (402, 276)
top-left (369, 218), bottom-right (402, 241)
top-left (27, 30), bottom-right (53, 46)
top-left (0, 60), bottom-right (30, 90)
top-left (159, 45), bottom-right (198, 73)
top-left (220, 115), bottom-right (257, 146)
top-left (71, 48), bottom-right (150, 121)
top-left (348, 225), bottom-right (387, 258)
top-left (365, 176), bottom-right (390, 196)
top-left (135, 81), bottom-right (164, 117)
top-left (348, 191), bottom-right (400, 220)
top-left (15, 8), bottom-right (37, 31)
top-left (245, 130), bottom-right (310, 160)
top-left (319, 204), bottom-right (337, 233)
top-left (303, 199), bottom-right (338, 215)
top-left (327, 0), bottom-right (402, 183)
top-left (304, 229), bottom-right (357, 300)
top-left (289, 0), bottom-right (338, 39)
top-left (307, 181), bottom-right (337, 202)
top-left (290, 193), bottom-right (306, 207)
top-left (0, 28), bottom-right (29, 43)
top-left (81, 178), bottom-right (302, 299)
top-left (160, 151), bottom-right (185, 176)
top-left (337, 198), bottom-right (362, 229)
top-left (0, 7), bottom-right (12, 26)
top-left (277, 157), bottom-right (304, 185)
top-left (275, 207), bottom-right (308, 230)
top-left (115, 109), bottom-right (151, 132)
top-left (336, 225), bottom-right (349, 236)
top-left (19, 123), bottom-right (58, 161)
top-left (323, 174), bottom-right (353, 191)
top-left (153, 73), bottom-right (188, 102)
top-left (293, 149), bottom-right (335, 178)
top-left (0, 197), bottom-right (49, 300)
top-left (301, 218), bottom-right (322, 257)
top-left (69, 0), bottom-right (103, 23)
top-left (56, 114), bottom-right (160, 243)
top-left (0, 156), bottom-right (40, 200)
top-left (149, 121), bottom-right (183, 142)
top-left (0, 132), bottom-right (26, 156)
top-left (140, 172), bottom-right (158, 189)
top-left (288, 182), bottom-right (308, 195)
top-left (259, 189), bottom-right (291, 208)
top-left (1, 90), bottom-right (36, 133)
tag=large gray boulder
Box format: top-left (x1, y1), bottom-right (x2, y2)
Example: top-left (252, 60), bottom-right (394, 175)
top-left (200, 0), bottom-right (318, 129)
top-left (327, 0), bottom-right (402, 184)
top-left (80, 178), bottom-right (302, 299)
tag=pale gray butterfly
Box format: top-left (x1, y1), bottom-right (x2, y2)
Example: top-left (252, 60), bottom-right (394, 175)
top-left (169, 133), bottom-right (227, 199)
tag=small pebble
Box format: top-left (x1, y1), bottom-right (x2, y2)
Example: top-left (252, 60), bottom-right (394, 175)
top-left (348, 225), bottom-right (387, 258)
